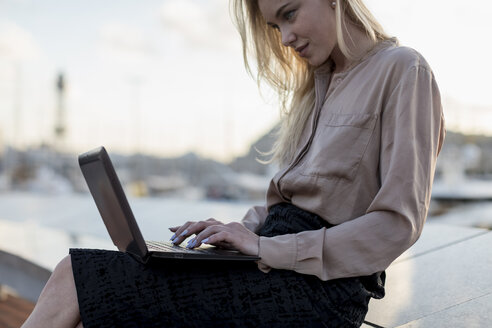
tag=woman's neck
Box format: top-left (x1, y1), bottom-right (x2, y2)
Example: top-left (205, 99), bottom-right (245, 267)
top-left (330, 23), bottom-right (378, 74)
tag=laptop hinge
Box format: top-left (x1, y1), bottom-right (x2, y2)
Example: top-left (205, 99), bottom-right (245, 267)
top-left (127, 251), bottom-right (150, 265)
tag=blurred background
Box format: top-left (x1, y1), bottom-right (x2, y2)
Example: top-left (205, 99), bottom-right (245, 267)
top-left (1, 0), bottom-right (492, 272)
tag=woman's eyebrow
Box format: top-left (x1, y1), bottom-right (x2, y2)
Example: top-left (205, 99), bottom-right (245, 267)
top-left (265, 2), bottom-right (291, 25)
top-left (275, 3), bottom-right (290, 20)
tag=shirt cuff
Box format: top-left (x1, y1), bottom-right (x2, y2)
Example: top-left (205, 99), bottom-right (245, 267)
top-left (257, 234), bottom-right (297, 272)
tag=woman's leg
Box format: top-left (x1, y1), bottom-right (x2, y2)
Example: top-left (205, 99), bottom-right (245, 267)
top-left (22, 255), bottom-right (81, 328)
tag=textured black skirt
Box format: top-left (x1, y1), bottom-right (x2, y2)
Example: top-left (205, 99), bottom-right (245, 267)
top-left (70, 203), bottom-right (385, 328)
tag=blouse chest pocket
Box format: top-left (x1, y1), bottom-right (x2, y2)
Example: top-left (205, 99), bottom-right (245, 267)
top-left (298, 113), bottom-right (378, 182)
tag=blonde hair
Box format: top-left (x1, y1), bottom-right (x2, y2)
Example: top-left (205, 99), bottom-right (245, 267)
top-left (230, 0), bottom-right (390, 166)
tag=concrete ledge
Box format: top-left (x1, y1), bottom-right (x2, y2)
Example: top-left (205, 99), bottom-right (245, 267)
top-left (365, 222), bottom-right (492, 327)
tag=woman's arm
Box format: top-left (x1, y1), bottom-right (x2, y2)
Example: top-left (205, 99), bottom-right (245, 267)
top-left (256, 64), bottom-right (445, 280)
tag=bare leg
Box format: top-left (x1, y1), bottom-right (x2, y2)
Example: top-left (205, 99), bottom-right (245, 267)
top-left (22, 255), bottom-right (81, 328)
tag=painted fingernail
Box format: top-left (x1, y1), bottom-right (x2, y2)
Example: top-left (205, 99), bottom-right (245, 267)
top-left (170, 233), bottom-right (176, 241)
top-left (187, 239), bottom-right (196, 248)
top-left (180, 229), bottom-right (188, 237)
top-left (202, 238), bottom-right (209, 244)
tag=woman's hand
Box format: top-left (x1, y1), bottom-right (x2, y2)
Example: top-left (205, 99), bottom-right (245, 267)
top-left (169, 218), bottom-right (224, 246)
top-left (169, 220), bottom-right (259, 256)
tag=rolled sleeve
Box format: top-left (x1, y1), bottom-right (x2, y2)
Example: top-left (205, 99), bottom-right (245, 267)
top-left (241, 205), bottom-right (268, 234)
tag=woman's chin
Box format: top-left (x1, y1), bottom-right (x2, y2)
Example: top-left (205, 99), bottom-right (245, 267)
top-left (307, 56), bottom-right (331, 68)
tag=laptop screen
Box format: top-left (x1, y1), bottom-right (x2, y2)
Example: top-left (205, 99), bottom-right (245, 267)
top-left (79, 147), bottom-right (148, 259)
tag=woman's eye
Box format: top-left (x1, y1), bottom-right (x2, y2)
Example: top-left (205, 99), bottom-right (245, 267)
top-left (284, 10), bottom-right (296, 21)
top-left (268, 9), bottom-right (295, 31)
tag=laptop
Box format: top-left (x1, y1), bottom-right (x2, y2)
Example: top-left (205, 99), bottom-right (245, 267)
top-left (78, 146), bottom-right (260, 263)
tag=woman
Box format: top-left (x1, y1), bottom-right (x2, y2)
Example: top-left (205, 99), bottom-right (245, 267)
top-left (22, 0), bottom-right (445, 327)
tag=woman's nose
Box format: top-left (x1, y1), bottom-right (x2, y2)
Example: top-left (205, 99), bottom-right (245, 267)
top-left (281, 28), bottom-right (296, 47)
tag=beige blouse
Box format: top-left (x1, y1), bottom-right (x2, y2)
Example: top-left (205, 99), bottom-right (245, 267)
top-left (242, 39), bottom-right (446, 281)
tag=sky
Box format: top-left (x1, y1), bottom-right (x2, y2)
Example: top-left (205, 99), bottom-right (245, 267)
top-left (0, 0), bottom-right (491, 162)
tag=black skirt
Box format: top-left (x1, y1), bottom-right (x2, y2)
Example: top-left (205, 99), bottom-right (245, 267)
top-left (70, 203), bottom-right (385, 328)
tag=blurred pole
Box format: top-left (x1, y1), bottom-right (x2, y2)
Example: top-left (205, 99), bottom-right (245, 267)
top-left (54, 72), bottom-right (66, 152)
top-left (13, 63), bottom-right (22, 149)
top-left (223, 75), bottom-right (233, 162)
top-left (4, 62), bottom-right (23, 186)
top-left (128, 76), bottom-right (147, 196)
top-left (4, 63), bottom-right (23, 175)
top-left (131, 77), bottom-right (142, 155)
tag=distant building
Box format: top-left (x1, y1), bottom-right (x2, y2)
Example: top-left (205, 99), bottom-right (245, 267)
top-left (436, 131), bottom-right (492, 178)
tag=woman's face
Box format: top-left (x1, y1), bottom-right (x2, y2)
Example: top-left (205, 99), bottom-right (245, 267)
top-left (258, 0), bottom-right (337, 67)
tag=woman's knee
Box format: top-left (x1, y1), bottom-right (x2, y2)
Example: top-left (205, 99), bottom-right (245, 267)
top-left (36, 255), bottom-right (76, 305)
top-left (52, 255), bottom-right (73, 280)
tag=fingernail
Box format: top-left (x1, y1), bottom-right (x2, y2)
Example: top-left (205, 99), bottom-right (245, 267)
top-left (180, 229), bottom-right (188, 237)
top-left (187, 239), bottom-right (196, 249)
top-left (170, 234), bottom-right (176, 241)
top-left (202, 238), bottom-right (209, 244)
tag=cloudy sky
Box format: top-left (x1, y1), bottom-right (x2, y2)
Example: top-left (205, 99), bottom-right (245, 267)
top-left (0, 0), bottom-right (491, 161)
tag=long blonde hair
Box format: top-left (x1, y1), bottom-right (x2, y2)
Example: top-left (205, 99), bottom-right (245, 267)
top-left (230, 0), bottom-right (390, 166)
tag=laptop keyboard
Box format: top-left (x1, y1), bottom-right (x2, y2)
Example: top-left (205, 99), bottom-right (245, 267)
top-left (146, 240), bottom-right (208, 253)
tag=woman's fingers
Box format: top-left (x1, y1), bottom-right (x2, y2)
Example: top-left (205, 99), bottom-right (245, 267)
top-left (170, 219), bottom-right (224, 245)
top-left (188, 222), bottom-right (259, 256)
top-left (169, 221), bottom-right (195, 245)
top-left (200, 232), bottom-right (236, 250)
top-left (185, 225), bottom-right (231, 249)
top-left (202, 230), bottom-right (230, 245)
top-left (171, 220), bottom-right (258, 253)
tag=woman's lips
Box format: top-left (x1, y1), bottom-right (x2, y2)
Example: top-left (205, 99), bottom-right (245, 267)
top-left (296, 44), bottom-right (308, 57)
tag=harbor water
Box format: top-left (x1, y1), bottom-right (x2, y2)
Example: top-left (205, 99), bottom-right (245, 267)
top-left (0, 192), bottom-right (256, 270)
top-left (2, 191), bottom-right (492, 271)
